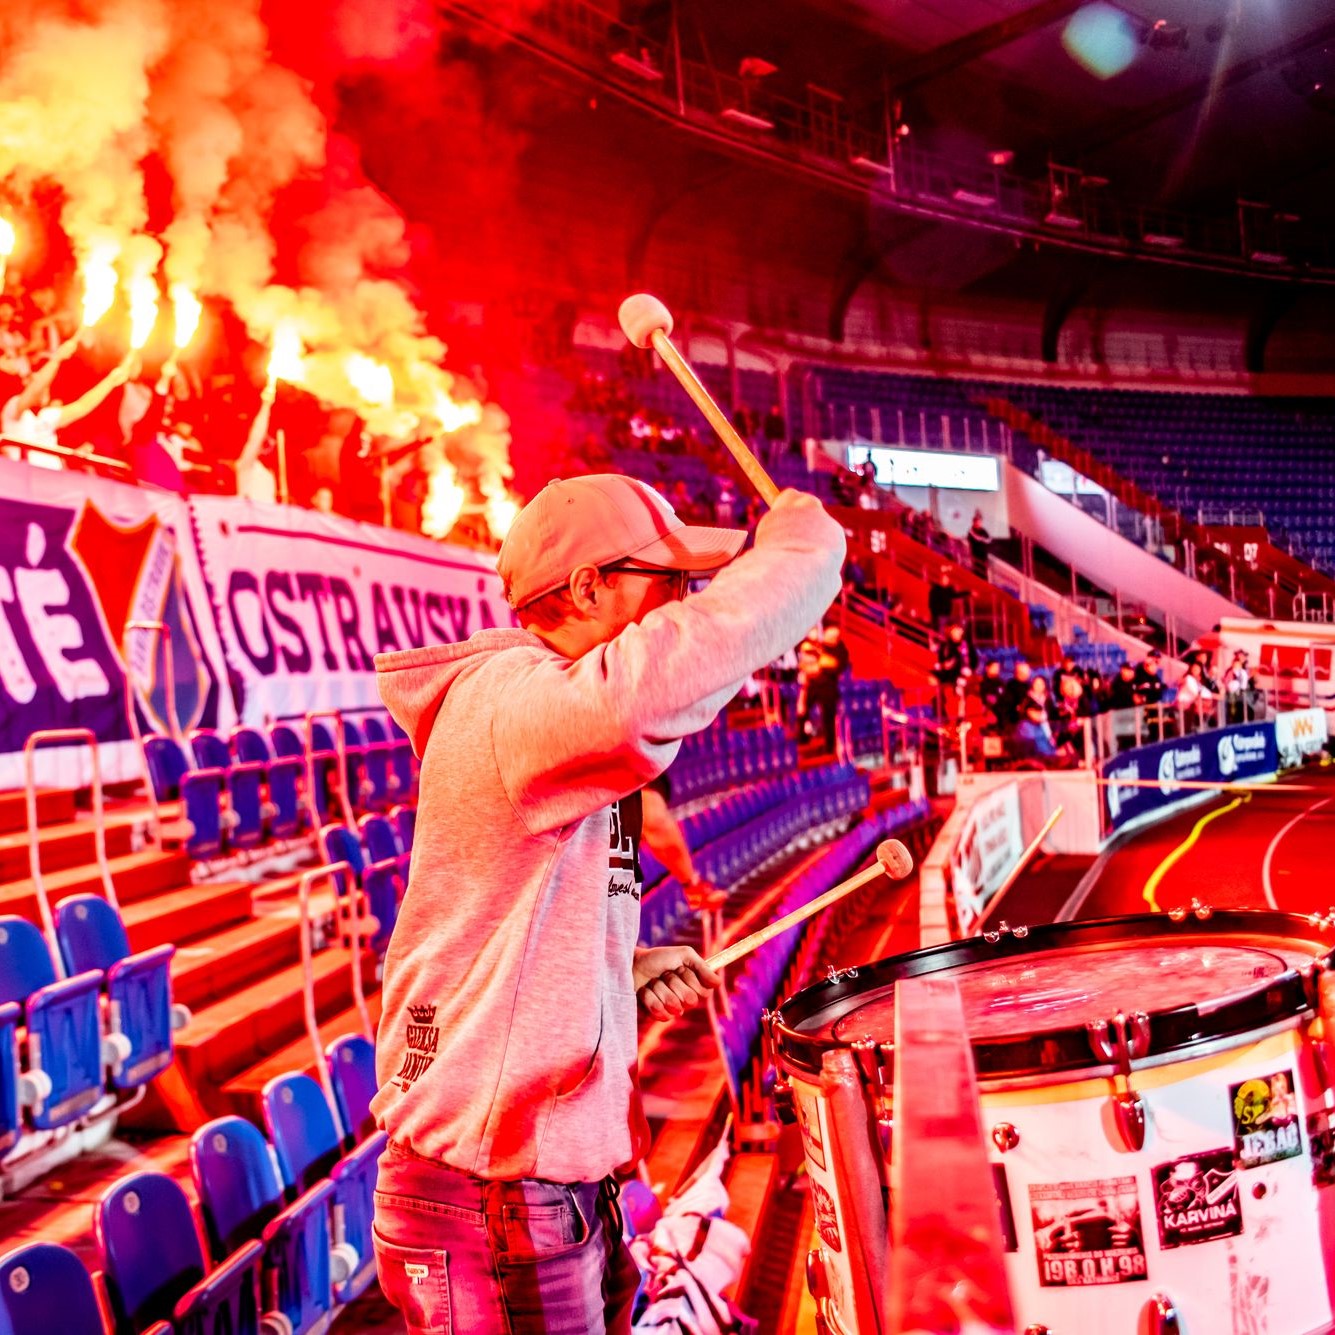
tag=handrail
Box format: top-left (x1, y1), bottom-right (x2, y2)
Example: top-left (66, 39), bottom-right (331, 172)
top-left (297, 861), bottom-right (353, 1114)
top-left (2, 435), bottom-right (131, 474)
top-left (122, 620), bottom-right (175, 847)
top-left (25, 728), bottom-right (118, 975)
top-left (304, 709), bottom-right (356, 831)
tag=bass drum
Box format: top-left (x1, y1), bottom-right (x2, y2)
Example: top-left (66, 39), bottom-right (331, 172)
top-left (770, 910), bottom-right (1335, 1335)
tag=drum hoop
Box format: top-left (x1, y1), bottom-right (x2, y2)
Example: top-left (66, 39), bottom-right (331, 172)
top-left (772, 908), bottom-right (1331, 1081)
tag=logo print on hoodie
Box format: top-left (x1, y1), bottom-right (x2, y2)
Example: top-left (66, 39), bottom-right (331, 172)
top-left (608, 794), bottom-right (643, 901)
top-left (394, 1002), bottom-right (440, 1089)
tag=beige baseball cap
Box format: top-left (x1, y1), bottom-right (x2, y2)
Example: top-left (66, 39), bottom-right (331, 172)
top-left (497, 473), bottom-right (747, 608)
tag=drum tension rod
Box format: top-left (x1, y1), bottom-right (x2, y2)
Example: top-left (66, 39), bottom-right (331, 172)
top-left (1086, 1010), bottom-right (1151, 1152)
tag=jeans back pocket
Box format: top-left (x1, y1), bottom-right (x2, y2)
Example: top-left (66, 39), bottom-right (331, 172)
top-left (373, 1226), bottom-right (452, 1332)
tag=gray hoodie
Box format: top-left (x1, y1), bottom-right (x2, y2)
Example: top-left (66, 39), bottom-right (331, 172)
top-left (372, 494), bottom-right (845, 1182)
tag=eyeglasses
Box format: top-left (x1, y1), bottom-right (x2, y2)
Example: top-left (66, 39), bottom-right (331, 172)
top-left (600, 562), bottom-right (690, 599)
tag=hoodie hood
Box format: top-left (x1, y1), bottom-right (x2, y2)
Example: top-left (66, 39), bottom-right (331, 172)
top-left (376, 629), bottom-right (541, 758)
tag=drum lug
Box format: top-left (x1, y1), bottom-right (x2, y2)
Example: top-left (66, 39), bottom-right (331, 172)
top-left (1088, 1011), bottom-right (1151, 1152)
top-left (982, 919), bottom-right (1029, 944)
top-left (772, 1075), bottom-right (796, 1123)
top-left (991, 1121), bottom-right (1020, 1153)
top-left (1168, 898), bottom-right (1213, 922)
top-left (1114, 1091), bottom-right (1147, 1152)
top-left (1145, 1291), bottom-right (1181, 1335)
top-left (824, 964), bottom-right (860, 985)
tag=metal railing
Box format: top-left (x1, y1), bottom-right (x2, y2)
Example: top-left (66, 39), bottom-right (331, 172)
top-left (122, 620), bottom-right (179, 848)
top-left (304, 710), bottom-right (356, 832)
top-left (24, 729), bottom-right (117, 973)
top-left (2, 436), bottom-right (131, 476)
top-left (460, 0), bottom-right (1335, 283)
top-left (296, 861), bottom-right (374, 1115)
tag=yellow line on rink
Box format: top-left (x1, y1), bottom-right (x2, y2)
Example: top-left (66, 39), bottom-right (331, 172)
top-left (1141, 796), bottom-right (1246, 912)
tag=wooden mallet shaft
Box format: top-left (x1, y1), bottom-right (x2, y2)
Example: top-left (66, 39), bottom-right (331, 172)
top-left (619, 293), bottom-right (781, 508)
top-left (705, 839), bottom-right (913, 972)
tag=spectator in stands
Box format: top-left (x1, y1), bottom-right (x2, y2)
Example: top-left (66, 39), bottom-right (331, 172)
top-left (856, 461), bottom-right (880, 510)
top-left (235, 378), bottom-right (278, 502)
top-left (1000, 659), bottom-right (1034, 727)
top-left (641, 774), bottom-right (726, 913)
top-left (1, 336), bottom-right (137, 470)
top-left (1176, 661), bottom-right (1216, 731)
top-left (933, 622), bottom-right (976, 700)
top-left (24, 286), bottom-right (70, 364)
top-left (370, 476), bottom-right (845, 1335)
top-left (797, 621), bottom-right (851, 755)
top-left (1024, 671), bottom-right (1058, 723)
top-left (1133, 650), bottom-right (1166, 707)
top-left (929, 568), bottom-right (963, 632)
top-left (966, 509), bottom-right (991, 579)
top-left (1224, 650), bottom-right (1259, 723)
top-left (0, 296), bottom-right (30, 378)
top-left (1013, 699), bottom-right (1062, 762)
top-left (978, 658), bottom-right (1007, 726)
top-left (1051, 653), bottom-right (1087, 700)
top-left (1107, 660), bottom-right (1139, 711)
top-left (1054, 674), bottom-right (1093, 754)
top-left (1086, 667), bottom-right (1106, 712)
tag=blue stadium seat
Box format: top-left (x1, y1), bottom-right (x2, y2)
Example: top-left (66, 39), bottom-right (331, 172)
top-left (313, 721), bottom-right (370, 816)
top-left (326, 1033), bottom-right (378, 1145)
top-left (189, 729), bottom-right (265, 850)
top-left (358, 813), bottom-right (409, 882)
top-left (0, 1241), bottom-right (172, 1335)
top-left (190, 1116), bottom-right (336, 1335)
top-left (320, 824), bottom-right (400, 954)
top-left (271, 724), bottom-right (338, 827)
top-left (143, 735), bottom-right (228, 860)
top-left (96, 1170), bottom-right (263, 1335)
top-left (53, 895), bottom-right (178, 1091)
top-left (344, 719), bottom-right (394, 810)
top-left (0, 1003), bottom-right (18, 1156)
top-left (363, 715), bottom-right (414, 800)
top-left (390, 803), bottom-right (415, 853)
top-left (0, 916), bottom-right (104, 1132)
top-left (230, 726), bottom-right (304, 840)
top-left (262, 1072), bottom-right (386, 1303)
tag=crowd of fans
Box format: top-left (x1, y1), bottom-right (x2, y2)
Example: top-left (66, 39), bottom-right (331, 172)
top-left (0, 277), bottom-right (480, 536)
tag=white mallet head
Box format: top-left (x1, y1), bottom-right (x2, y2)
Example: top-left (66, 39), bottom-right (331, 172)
top-left (876, 838), bottom-right (915, 881)
top-left (618, 293), bottom-right (673, 349)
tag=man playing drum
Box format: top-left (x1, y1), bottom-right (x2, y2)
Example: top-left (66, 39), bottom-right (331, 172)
top-left (370, 473), bottom-right (845, 1333)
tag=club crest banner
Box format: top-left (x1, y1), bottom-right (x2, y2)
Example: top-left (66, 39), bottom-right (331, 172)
top-left (0, 459), bottom-right (231, 790)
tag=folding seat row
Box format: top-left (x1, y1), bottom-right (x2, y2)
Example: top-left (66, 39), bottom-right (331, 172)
top-left (0, 900), bottom-right (186, 1151)
top-left (0, 1039), bottom-right (383, 1335)
top-left (319, 811), bottom-right (415, 955)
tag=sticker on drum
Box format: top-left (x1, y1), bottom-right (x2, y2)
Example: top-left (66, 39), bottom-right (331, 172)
top-left (1151, 1149), bottom-right (1242, 1249)
top-left (811, 1181), bottom-right (842, 1253)
top-left (1029, 1176), bottom-right (1147, 1288)
top-left (794, 1088), bottom-right (826, 1171)
top-left (1230, 1069), bottom-right (1302, 1168)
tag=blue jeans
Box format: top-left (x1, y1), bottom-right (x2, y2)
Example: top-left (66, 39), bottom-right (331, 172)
top-left (373, 1141), bottom-right (640, 1333)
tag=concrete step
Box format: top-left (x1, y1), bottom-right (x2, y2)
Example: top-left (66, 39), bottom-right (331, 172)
top-left (123, 882), bottom-right (256, 956)
top-left (0, 811), bottom-right (144, 884)
top-left (169, 915), bottom-right (302, 1011)
top-left (0, 788), bottom-right (76, 836)
top-left (222, 993), bottom-right (383, 1123)
top-left (0, 849), bottom-right (192, 923)
top-left (173, 946), bottom-right (377, 1096)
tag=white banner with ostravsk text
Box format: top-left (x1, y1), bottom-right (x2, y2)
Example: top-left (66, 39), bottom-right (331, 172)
top-left (190, 497), bottom-right (510, 727)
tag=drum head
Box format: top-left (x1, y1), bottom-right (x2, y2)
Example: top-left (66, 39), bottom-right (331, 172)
top-left (774, 910), bottom-right (1332, 1080)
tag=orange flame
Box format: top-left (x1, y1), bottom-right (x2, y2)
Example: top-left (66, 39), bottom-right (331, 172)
top-left (0, 218), bottom-right (14, 259)
top-left (170, 283), bottom-right (202, 351)
top-left (345, 353), bottom-right (394, 408)
top-left (484, 491), bottom-right (521, 541)
top-left (268, 322), bottom-right (305, 384)
top-left (128, 273), bottom-right (160, 350)
top-left (433, 392), bottom-right (483, 434)
top-left (422, 461), bottom-right (467, 539)
top-left (81, 242), bottom-right (120, 327)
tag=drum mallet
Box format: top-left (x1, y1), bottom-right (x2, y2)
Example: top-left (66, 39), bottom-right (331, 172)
top-left (705, 839), bottom-right (914, 973)
top-left (618, 294), bottom-right (781, 508)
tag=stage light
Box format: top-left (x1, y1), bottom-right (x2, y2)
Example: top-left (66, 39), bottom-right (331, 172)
top-left (1063, 3), bottom-right (1138, 79)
